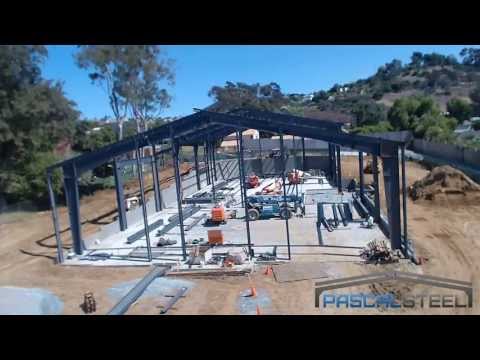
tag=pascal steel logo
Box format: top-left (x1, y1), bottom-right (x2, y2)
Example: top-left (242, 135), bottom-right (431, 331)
top-left (315, 271), bottom-right (473, 309)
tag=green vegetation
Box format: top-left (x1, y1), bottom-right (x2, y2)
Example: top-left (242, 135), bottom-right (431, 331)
top-left (0, 46), bottom-right (79, 205)
top-left (351, 121), bottom-right (393, 135)
top-left (207, 82), bottom-right (288, 113)
top-left (74, 45), bottom-right (175, 139)
top-left (0, 45), bottom-right (175, 207)
top-left (351, 95), bottom-right (458, 144)
top-left (447, 98), bottom-right (472, 122)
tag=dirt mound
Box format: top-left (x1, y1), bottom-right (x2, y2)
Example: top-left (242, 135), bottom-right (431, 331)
top-left (408, 165), bottom-right (480, 201)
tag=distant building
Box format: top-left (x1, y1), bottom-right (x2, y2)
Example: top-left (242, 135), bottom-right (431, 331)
top-left (454, 121), bottom-right (472, 134)
top-left (271, 134), bottom-right (295, 140)
top-left (220, 129), bottom-right (259, 152)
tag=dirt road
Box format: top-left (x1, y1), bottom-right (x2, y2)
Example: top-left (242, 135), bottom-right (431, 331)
top-left (0, 159), bottom-right (479, 315)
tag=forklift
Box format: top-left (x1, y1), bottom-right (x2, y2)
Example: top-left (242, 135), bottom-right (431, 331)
top-left (246, 194), bottom-right (305, 221)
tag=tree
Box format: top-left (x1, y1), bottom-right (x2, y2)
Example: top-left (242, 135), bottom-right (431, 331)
top-left (410, 52), bottom-right (423, 68)
top-left (351, 100), bottom-right (387, 127)
top-left (312, 90), bottom-right (328, 102)
top-left (470, 84), bottom-right (480, 104)
top-left (388, 96), bottom-right (440, 130)
top-left (446, 98), bottom-right (472, 122)
top-left (460, 47), bottom-right (480, 67)
top-left (469, 84), bottom-right (480, 115)
top-left (72, 121), bottom-right (117, 153)
top-left (329, 83), bottom-right (341, 93)
top-left (414, 113), bottom-right (457, 141)
top-left (4, 152), bottom-right (64, 204)
top-left (207, 82), bottom-right (287, 113)
top-left (352, 121), bottom-right (393, 135)
top-left (422, 53), bottom-right (453, 67)
top-left (74, 45), bottom-right (174, 139)
top-left (0, 46), bottom-right (79, 204)
top-left (386, 95), bottom-right (458, 143)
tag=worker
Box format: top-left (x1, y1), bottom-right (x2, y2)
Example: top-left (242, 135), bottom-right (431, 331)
top-left (362, 216), bottom-right (374, 229)
top-left (347, 178), bottom-right (357, 192)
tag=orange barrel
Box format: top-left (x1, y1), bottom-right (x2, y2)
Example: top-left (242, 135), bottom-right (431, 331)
top-left (208, 230), bottom-right (224, 245)
top-left (211, 207), bottom-right (225, 222)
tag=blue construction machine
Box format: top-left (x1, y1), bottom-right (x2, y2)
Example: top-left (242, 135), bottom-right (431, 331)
top-left (246, 194), bottom-right (305, 221)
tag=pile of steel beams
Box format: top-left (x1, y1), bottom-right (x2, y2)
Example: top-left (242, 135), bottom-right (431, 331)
top-left (127, 218), bottom-right (164, 244)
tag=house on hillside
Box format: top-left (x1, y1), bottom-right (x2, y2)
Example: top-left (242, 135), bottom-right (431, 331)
top-left (220, 129), bottom-right (260, 152)
top-left (454, 121), bottom-right (472, 134)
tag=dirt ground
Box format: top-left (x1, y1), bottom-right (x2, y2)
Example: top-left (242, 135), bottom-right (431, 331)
top-left (1, 158), bottom-right (479, 315)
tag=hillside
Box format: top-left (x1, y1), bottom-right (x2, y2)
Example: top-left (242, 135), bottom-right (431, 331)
top-left (286, 50), bottom-right (480, 124)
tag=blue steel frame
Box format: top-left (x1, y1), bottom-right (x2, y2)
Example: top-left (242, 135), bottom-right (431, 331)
top-left (47, 108), bottom-right (408, 262)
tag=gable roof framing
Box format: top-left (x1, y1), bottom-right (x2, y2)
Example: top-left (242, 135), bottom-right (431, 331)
top-left (50, 109), bottom-right (402, 174)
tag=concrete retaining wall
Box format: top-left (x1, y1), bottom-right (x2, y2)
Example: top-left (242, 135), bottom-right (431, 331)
top-left (464, 148), bottom-right (480, 168)
top-left (242, 138), bottom-right (329, 151)
top-left (219, 155), bottom-right (331, 179)
top-left (411, 139), bottom-right (480, 170)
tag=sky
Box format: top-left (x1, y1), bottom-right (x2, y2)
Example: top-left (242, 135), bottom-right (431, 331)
top-left (41, 45), bottom-right (479, 120)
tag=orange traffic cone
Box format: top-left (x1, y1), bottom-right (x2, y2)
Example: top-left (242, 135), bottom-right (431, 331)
top-left (256, 304), bottom-right (261, 315)
top-left (264, 265), bottom-right (273, 276)
top-left (247, 274), bottom-right (257, 297)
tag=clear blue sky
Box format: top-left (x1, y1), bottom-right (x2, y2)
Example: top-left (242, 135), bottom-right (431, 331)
top-left (41, 45), bottom-right (479, 120)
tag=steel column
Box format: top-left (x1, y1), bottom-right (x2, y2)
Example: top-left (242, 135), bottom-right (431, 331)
top-left (401, 145), bottom-right (408, 249)
top-left (359, 152), bottom-right (364, 197)
top-left (238, 131), bottom-right (252, 255)
top-left (336, 145), bottom-right (342, 193)
top-left (258, 135), bottom-right (264, 177)
top-left (292, 136), bottom-right (296, 168)
top-left (204, 142), bottom-right (211, 185)
top-left (153, 155), bottom-right (163, 211)
top-left (279, 134), bottom-right (292, 260)
top-left (47, 171), bottom-right (64, 263)
top-left (212, 142), bottom-right (218, 182)
top-left (327, 144), bottom-right (331, 179)
top-left (293, 136), bottom-right (299, 197)
top-left (151, 155), bottom-right (161, 213)
top-left (382, 147), bottom-right (402, 250)
top-left (63, 163), bottom-right (85, 255)
top-left (331, 144), bottom-right (337, 185)
top-left (172, 139), bottom-right (187, 260)
top-left (301, 137), bottom-right (306, 171)
top-left (372, 155), bottom-right (381, 222)
top-left (194, 144), bottom-right (201, 190)
top-left (135, 143), bottom-right (153, 262)
top-left (210, 142), bottom-right (217, 202)
top-left (236, 131), bottom-right (244, 207)
top-left (113, 159), bottom-right (127, 231)
top-left (209, 142), bottom-right (215, 185)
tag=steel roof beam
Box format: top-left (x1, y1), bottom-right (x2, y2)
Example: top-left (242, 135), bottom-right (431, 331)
top-left (230, 108), bottom-right (343, 131)
top-left (52, 113), bottom-right (213, 173)
top-left (204, 112), bottom-right (383, 155)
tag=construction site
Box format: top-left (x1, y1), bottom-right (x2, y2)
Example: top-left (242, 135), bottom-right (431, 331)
top-left (1, 108), bottom-right (479, 315)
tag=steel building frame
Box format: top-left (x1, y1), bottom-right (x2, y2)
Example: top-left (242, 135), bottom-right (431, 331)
top-left (47, 108), bottom-right (413, 263)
